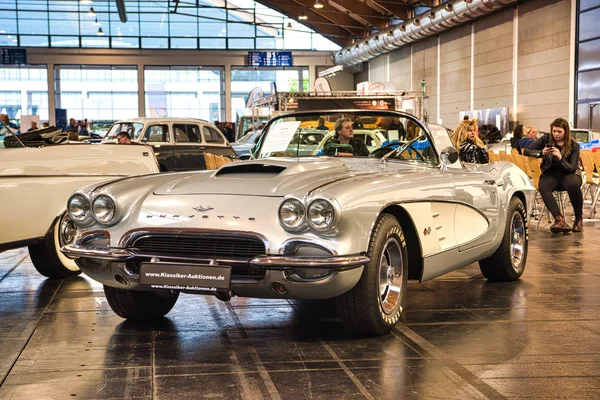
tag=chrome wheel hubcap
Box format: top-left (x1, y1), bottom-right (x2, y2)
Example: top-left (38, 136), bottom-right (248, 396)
top-left (510, 211), bottom-right (525, 271)
top-left (378, 237), bottom-right (404, 315)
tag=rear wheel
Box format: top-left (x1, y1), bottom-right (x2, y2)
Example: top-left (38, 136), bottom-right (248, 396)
top-left (479, 197), bottom-right (528, 281)
top-left (28, 213), bottom-right (81, 278)
top-left (337, 213), bottom-right (408, 336)
top-left (104, 285), bottom-right (179, 320)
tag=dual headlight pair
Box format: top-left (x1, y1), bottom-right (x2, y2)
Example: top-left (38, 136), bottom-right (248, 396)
top-left (279, 197), bottom-right (339, 233)
top-left (68, 193), bottom-right (117, 225)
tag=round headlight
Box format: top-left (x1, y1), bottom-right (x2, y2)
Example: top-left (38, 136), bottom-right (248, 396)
top-left (279, 199), bottom-right (305, 230)
top-left (68, 194), bottom-right (90, 222)
top-left (92, 195), bottom-right (116, 224)
top-left (308, 199), bottom-right (335, 230)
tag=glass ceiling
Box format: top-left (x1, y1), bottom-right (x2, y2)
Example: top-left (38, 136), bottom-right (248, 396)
top-left (0, 0), bottom-right (340, 51)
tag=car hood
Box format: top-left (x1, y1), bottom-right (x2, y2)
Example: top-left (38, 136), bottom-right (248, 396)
top-left (153, 158), bottom-right (380, 197)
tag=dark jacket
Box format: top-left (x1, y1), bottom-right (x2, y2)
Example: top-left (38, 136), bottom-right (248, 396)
top-left (510, 137), bottom-right (535, 155)
top-left (459, 140), bottom-right (489, 164)
top-left (324, 137), bottom-right (370, 156)
top-left (523, 135), bottom-right (580, 176)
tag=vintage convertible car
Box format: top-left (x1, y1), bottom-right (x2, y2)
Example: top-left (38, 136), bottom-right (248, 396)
top-left (62, 110), bottom-right (535, 336)
top-left (0, 123), bottom-right (160, 278)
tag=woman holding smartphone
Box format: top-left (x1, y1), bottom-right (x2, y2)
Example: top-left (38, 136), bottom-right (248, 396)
top-left (524, 118), bottom-right (583, 233)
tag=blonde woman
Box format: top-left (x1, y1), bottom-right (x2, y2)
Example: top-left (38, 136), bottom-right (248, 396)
top-left (452, 120), bottom-right (489, 163)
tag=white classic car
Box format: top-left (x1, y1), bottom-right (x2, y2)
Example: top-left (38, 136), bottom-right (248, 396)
top-left (0, 124), bottom-right (160, 278)
top-left (62, 110), bottom-right (535, 336)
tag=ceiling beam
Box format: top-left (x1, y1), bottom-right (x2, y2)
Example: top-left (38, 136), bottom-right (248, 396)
top-left (367, 0), bottom-right (411, 21)
top-left (327, 0), bottom-right (389, 30)
top-left (257, 1), bottom-right (359, 45)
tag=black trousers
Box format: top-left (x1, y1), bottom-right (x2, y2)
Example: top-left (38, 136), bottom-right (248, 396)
top-left (538, 173), bottom-right (583, 219)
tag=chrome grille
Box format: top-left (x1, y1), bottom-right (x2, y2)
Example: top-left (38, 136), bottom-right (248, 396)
top-left (132, 235), bottom-right (266, 260)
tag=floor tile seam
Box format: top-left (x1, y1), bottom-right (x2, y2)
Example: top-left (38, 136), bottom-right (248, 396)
top-left (0, 279), bottom-right (63, 387)
top-left (224, 301), bottom-right (282, 400)
top-left (0, 254), bottom-right (28, 284)
top-left (153, 363), bottom-right (461, 379)
top-left (8, 366), bottom-right (153, 374)
top-left (480, 375), bottom-right (600, 380)
top-left (405, 317), bottom-right (600, 326)
top-left (393, 324), bottom-right (508, 400)
top-left (321, 342), bottom-right (375, 400)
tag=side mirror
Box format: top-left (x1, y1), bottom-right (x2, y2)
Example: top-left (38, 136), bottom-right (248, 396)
top-left (440, 146), bottom-right (459, 169)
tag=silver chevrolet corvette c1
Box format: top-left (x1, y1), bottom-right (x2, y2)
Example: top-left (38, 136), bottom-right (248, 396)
top-left (62, 110), bottom-right (536, 336)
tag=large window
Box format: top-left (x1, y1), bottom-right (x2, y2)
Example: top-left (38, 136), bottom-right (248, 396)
top-left (230, 67), bottom-right (308, 123)
top-left (54, 65), bottom-right (138, 122)
top-left (0, 0), bottom-right (340, 51)
top-left (576, 0), bottom-right (600, 129)
top-left (144, 67), bottom-right (224, 123)
top-left (0, 65), bottom-right (48, 125)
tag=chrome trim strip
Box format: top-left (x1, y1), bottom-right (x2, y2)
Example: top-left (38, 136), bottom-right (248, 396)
top-left (75, 230), bottom-right (111, 245)
top-left (250, 255), bottom-right (369, 268)
top-left (62, 244), bottom-right (368, 270)
top-left (62, 244), bottom-right (134, 260)
top-left (279, 238), bottom-right (338, 256)
top-left (119, 228), bottom-right (271, 253)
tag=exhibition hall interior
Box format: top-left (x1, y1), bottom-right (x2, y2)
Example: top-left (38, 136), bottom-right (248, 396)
top-left (1, 0), bottom-right (600, 398)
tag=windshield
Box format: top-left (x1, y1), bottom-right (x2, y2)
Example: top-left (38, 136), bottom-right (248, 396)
top-left (237, 130), bottom-right (261, 144)
top-left (572, 130), bottom-right (590, 143)
top-left (105, 122), bottom-right (144, 141)
top-left (255, 111), bottom-right (439, 165)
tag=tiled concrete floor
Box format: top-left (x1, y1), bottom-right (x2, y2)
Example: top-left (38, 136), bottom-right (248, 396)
top-left (1, 220), bottom-right (599, 399)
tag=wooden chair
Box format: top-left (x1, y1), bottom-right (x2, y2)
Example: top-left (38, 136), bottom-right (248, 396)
top-left (526, 156), bottom-right (566, 230)
top-left (511, 153), bottom-right (528, 175)
top-left (215, 155), bottom-right (233, 168)
top-left (488, 151), bottom-right (501, 162)
top-left (580, 150), bottom-right (599, 218)
top-left (203, 152), bottom-right (217, 170)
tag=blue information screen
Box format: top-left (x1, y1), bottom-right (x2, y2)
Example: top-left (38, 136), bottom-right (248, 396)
top-left (0, 48), bottom-right (27, 65)
top-left (248, 51), bottom-right (293, 67)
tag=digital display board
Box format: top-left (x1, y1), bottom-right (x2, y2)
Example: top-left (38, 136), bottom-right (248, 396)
top-left (0, 48), bottom-right (27, 65)
top-left (248, 51), bottom-right (293, 67)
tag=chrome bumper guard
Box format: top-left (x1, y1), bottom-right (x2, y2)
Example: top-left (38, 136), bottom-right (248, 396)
top-left (61, 244), bottom-right (369, 269)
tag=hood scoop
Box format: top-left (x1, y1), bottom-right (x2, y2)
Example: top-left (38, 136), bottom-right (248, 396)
top-left (215, 163), bottom-right (286, 178)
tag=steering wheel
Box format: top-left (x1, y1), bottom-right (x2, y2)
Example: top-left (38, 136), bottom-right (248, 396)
top-left (370, 142), bottom-right (425, 161)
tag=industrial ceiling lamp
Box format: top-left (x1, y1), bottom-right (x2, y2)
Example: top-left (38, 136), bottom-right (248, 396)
top-left (299, 11), bottom-right (307, 20)
top-left (96, 27), bottom-right (104, 35)
top-left (314, 0), bottom-right (324, 9)
top-left (88, 7), bottom-right (96, 16)
top-left (93, 17), bottom-right (101, 26)
top-left (80, 0), bottom-right (92, 4)
top-left (286, 22), bottom-right (293, 29)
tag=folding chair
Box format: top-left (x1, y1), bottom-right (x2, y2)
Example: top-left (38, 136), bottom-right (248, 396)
top-left (203, 153), bottom-right (217, 170)
top-left (527, 156), bottom-right (566, 230)
top-left (580, 150), bottom-right (599, 218)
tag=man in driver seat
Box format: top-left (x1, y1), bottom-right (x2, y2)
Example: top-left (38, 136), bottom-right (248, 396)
top-left (323, 117), bottom-right (370, 156)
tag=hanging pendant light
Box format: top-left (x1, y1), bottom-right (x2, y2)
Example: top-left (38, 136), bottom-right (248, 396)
top-left (286, 22), bottom-right (292, 30)
top-left (93, 17), bottom-right (101, 26)
top-left (314, 0), bottom-right (324, 9)
top-left (97, 27), bottom-right (104, 35)
top-left (299, 11), bottom-right (307, 20)
top-left (80, 0), bottom-right (92, 4)
top-left (88, 7), bottom-right (96, 16)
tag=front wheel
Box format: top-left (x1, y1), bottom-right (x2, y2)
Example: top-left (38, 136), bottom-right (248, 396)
top-left (337, 213), bottom-right (408, 336)
top-left (479, 197), bottom-right (528, 281)
top-left (104, 285), bottom-right (180, 320)
top-left (28, 213), bottom-right (81, 278)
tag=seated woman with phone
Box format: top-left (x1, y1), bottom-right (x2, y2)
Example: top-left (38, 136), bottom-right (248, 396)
top-left (524, 118), bottom-right (583, 233)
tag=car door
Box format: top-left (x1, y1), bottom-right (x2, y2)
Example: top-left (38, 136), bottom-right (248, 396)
top-left (201, 124), bottom-right (237, 159)
top-left (143, 124), bottom-right (175, 171)
top-left (173, 123), bottom-right (205, 171)
top-left (445, 167), bottom-right (500, 251)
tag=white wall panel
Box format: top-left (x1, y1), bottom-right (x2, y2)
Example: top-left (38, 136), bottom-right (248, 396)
top-left (518, 0), bottom-right (571, 128)
top-left (369, 54), bottom-right (388, 82)
top-left (389, 47), bottom-right (412, 93)
top-left (440, 24), bottom-right (471, 128)
top-left (412, 37), bottom-right (438, 123)
top-left (473, 8), bottom-right (513, 113)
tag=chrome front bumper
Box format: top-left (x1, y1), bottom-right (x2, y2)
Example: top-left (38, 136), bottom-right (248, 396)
top-left (61, 244), bottom-right (369, 269)
top-left (61, 244), bottom-right (368, 300)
